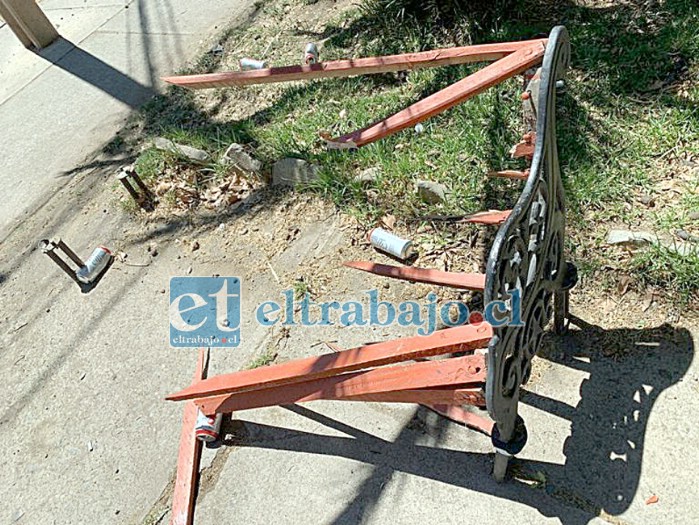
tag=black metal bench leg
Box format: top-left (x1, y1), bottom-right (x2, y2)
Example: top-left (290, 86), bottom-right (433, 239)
top-left (491, 416), bottom-right (528, 481)
top-left (554, 261), bottom-right (578, 335)
top-left (493, 452), bottom-right (510, 482)
top-left (554, 289), bottom-right (569, 335)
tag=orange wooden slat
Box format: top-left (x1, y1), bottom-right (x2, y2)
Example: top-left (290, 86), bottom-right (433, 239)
top-left (425, 404), bottom-right (494, 434)
top-left (347, 387), bottom-right (485, 406)
top-left (170, 348), bottom-right (208, 525)
top-left (167, 324), bottom-right (492, 402)
top-left (325, 42), bottom-right (547, 149)
top-left (344, 261), bottom-right (486, 291)
top-left (162, 40), bottom-right (546, 90)
top-left (195, 354), bottom-right (486, 414)
top-left (462, 210), bottom-right (512, 225)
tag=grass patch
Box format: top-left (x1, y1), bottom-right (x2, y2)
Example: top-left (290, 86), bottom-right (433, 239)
top-left (129, 0), bottom-right (699, 301)
top-left (293, 278), bottom-right (311, 300)
top-left (631, 244), bottom-right (699, 300)
top-left (134, 148), bottom-right (167, 183)
top-left (246, 347), bottom-right (279, 369)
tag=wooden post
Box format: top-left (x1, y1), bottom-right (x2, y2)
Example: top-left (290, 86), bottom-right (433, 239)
top-left (0, 0), bottom-right (59, 50)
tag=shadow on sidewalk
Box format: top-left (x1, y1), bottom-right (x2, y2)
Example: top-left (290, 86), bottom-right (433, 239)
top-left (38, 37), bottom-right (155, 108)
top-left (218, 319), bottom-right (693, 524)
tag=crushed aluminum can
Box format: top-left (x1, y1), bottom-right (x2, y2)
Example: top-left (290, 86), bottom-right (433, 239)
top-left (195, 410), bottom-right (223, 443)
top-left (75, 246), bottom-right (112, 284)
top-left (369, 228), bottom-right (415, 260)
top-left (240, 58), bottom-right (267, 71)
top-left (304, 43), bottom-right (319, 65)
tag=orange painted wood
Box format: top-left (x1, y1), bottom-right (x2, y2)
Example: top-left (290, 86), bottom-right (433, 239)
top-left (463, 210), bottom-right (512, 225)
top-left (326, 42), bottom-right (547, 148)
top-left (349, 387), bottom-right (485, 406)
top-left (171, 348), bottom-right (208, 525)
top-left (344, 261), bottom-right (486, 291)
top-left (195, 354), bottom-right (486, 415)
top-left (510, 132), bottom-right (536, 159)
top-left (162, 40), bottom-right (546, 90)
top-left (487, 169), bottom-right (529, 181)
top-left (425, 404), bottom-right (494, 434)
top-left (510, 143), bottom-right (535, 158)
top-left (168, 324), bottom-right (492, 402)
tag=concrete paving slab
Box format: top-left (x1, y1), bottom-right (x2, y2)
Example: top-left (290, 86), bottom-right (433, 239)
top-left (0, 4), bottom-right (124, 105)
top-left (0, 186), bottom-right (378, 524)
top-left (0, 0), bottom-right (257, 239)
top-left (190, 322), bottom-right (698, 525)
top-left (192, 402), bottom-right (606, 525)
top-left (1, 166), bottom-right (698, 525)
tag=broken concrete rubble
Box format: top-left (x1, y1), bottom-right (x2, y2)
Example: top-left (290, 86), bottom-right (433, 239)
top-left (220, 143), bottom-right (261, 173)
top-left (606, 229), bottom-right (656, 247)
top-left (272, 158), bottom-right (319, 187)
top-left (607, 229), bottom-right (699, 256)
top-left (354, 167), bottom-right (380, 186)
top-left (153, 137), bottom-right (211, 164)
top-left (416, 180), bottom-right (448, 204)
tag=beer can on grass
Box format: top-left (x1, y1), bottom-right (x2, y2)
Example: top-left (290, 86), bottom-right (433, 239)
top-left (75, 246), bottom-right (112, 284)
top-left (195, 410), bottom-right (223, 443)
top-left (369, 228), bottom-right (415, 260)
top-left (304, 43), bottom-right (319, 65)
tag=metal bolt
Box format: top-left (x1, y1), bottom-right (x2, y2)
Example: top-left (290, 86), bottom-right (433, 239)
top-left (39, 238), bottom-right (85, 285)
top-left (117, 168), bottom-right (155, 211)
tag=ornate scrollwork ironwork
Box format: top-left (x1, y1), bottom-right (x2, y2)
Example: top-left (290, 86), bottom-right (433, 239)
top-left (484, 26), bottom-right (572, 442)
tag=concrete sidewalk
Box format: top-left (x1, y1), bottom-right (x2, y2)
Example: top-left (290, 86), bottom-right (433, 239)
top-left (0, 0), bottom-right (255, 240)
top-left (1, 2), bottom-right (698, 525)
top-left (2, 171), bottom-right (696, 524)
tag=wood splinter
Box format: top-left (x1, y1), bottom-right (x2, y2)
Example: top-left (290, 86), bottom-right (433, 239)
top-left (510, 132), bottom-right (537, 159)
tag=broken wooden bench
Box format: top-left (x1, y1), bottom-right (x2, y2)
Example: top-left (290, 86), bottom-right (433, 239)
top-left (165, 26), bottom-right (578, 508)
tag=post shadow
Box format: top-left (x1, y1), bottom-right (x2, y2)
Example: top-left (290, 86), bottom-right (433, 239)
top-left (37, 37), bottom-right (155, 108)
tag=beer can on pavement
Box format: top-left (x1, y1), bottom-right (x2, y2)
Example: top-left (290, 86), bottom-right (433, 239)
top-left (195, 410), bottom-right (223, 443)
top-left (304, 43), bottom-right (319, 65)
top-left (75, 246), bottom-right (112, 284)
top-left (369, 228), bottom-right (415, 260)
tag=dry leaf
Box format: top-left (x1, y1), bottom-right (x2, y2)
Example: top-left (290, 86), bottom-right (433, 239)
top-left (617, 275), bottom-right (632, 296)
top-left (381, 214), bottom-right (397, 230)
top-left (154, 181), bottom-right (172, 196)
top-left (224, 193), bottom-right (241, 205)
